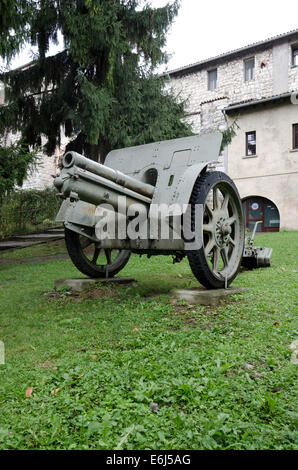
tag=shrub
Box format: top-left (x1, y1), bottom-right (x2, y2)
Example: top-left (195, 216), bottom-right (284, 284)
top-left (0, 187), bottom-right (61, 238)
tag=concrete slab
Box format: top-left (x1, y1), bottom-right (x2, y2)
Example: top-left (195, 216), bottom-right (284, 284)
top-left (55, 277), bottom-right (136, 293)
top-left (0, 240), bottom-right (45, 250)
top-left (0, 253), bottom-right (69, 265)
top-left (46, 228), bottom-right (64, 233)
top-left (288, 339), bottom-right (298, 365)
top-left (14, 233), bottom-right (64, 239)
top-left (0, 228), bottom-right (64, 252)
top-left (172, 286), bottom-right (248, 306)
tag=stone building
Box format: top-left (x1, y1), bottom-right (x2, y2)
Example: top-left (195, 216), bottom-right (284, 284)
top-left (167, 29), bottom-right (298, 231)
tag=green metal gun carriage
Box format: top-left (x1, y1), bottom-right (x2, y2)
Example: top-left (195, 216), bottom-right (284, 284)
top-left (54, 133), bottom-right (245, 289)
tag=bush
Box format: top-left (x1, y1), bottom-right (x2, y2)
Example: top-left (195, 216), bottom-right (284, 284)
top-left (0, 140), bottom-right (39, 200)
top-left (0, 188), bottom-right (61, 238)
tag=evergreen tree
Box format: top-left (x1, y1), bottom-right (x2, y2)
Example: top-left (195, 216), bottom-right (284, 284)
top-left (0, 139), bottom-right (38, 200)
top-left (0, 0), bottom-right (35, 60)
top-left (0, 0), bottom-right (191, 163)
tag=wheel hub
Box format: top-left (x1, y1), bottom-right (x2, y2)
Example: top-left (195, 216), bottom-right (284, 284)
top-left (188, 173), bottom-right (245, 289)
top-left (215, 217), bottom-right (231, 247)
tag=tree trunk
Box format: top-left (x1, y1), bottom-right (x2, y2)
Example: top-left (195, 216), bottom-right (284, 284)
top-left (97, 140), bottom-right (110, 163)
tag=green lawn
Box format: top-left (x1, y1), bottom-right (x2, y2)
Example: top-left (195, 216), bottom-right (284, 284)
top-left (0, 231), bottom-right (297, 450)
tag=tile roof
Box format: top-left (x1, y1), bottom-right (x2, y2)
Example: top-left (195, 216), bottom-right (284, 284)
top-left (224, 92), bottom-right (293, 112)
top-left (167, 29), bottom-right (298, 77)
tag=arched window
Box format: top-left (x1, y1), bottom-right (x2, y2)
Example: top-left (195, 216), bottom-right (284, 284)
top-left (242, 197), bottom-right (280, 233)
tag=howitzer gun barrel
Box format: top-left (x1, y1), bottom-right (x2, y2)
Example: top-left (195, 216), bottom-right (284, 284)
top-left (54, 151), bottom-right (154, 212)
top-left (62, 151), bottom-right (155, 198)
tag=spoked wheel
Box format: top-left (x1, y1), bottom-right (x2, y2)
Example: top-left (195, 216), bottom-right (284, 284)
top-left (187, 171), bottom-right (245, 289)
top-left (64, 227), bottom-right (131, 278)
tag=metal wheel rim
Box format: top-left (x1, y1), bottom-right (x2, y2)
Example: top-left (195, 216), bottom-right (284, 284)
top-left (202, 181), bottom-right (243, 281)
top-left (79, 236), bottom-right (122, 274)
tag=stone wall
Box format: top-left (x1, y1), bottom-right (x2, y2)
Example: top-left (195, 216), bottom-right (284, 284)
top-left (22, 130), bottom-right (70, 189)
top-left (169, 47), bottom-right (275, 135)
top-left (289, 41), bottom-right (298, 91)
top-left (0, 83), bottom-right (4, 105)
top-left (1, 128), bottom-right (66, 190)
top-left (169, 40), bottom-right (298, 133)
top-left (22, 148), bottom-right (60, 190)
top-left (169, 37), bottom-right (298, 178)
top-left (4, 129), bottom-right (65, 189)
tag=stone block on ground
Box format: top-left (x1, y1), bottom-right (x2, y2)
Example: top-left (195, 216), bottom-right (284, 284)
top-left (54, 277), bottom-right (136, 293)
top-left (172, 286), bottom-right (247, 306)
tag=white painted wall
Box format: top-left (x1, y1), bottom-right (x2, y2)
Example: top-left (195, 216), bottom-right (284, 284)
top-left (227, 101), bottom-right (298, 230)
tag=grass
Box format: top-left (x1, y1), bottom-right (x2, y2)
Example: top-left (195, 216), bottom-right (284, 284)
top-left (0, 231), bottom-right (297, 450)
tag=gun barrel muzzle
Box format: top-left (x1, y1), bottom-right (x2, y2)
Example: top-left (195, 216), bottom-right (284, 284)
top-left (62, 151), bottom-right (155, 199)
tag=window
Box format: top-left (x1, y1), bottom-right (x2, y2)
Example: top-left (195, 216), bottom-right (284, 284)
top-left (208, 69), bottom-right (217, 90)
top-left (244, 58), bottom-right (255, 81)
top-left (246, 131), bottom-right (256, 156)
top-left (242, 197), bottom-right (280, 233)
top-left (293, 124), bottom-right (298, 149)
top-left (292, 47), bottom-right (298, 67)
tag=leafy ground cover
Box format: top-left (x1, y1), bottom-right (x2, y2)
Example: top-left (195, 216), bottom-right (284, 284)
top-left (0, 231), bottom-right (297, 449)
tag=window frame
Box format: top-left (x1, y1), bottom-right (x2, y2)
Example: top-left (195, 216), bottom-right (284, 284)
top-left (292, 47), bottom-right (298, 67)
top-left (244, 57), bottom-right (255, 82)
top-left (293, 124), bottom-right (298, 150)
top-left (208, 68), bottom-right (217, 91)
top-left (245, 131), bottom-right (257, 156)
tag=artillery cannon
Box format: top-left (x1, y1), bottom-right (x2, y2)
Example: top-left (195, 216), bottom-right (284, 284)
top-left (54, 133), bottom-right (245, 289)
